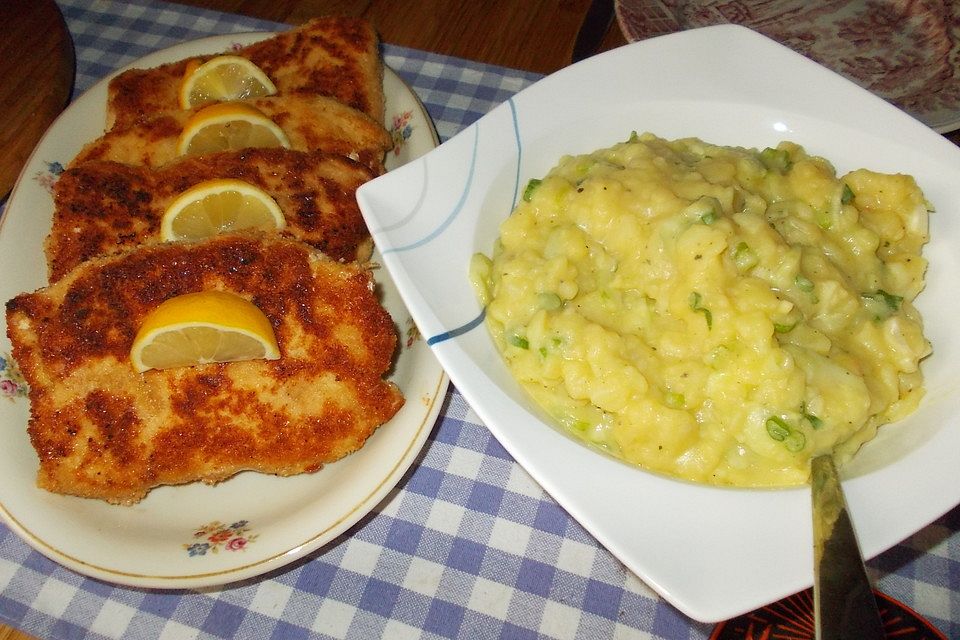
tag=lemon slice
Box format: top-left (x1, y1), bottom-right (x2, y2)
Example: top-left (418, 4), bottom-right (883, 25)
top-left (131, 290), bottom-right (280, 373)
top-left (177, 102), bottom-right (291, 156)
top-left (179, 55), bottom-right (278, 109)
top-left (160, 179), bottom-right (285, 242)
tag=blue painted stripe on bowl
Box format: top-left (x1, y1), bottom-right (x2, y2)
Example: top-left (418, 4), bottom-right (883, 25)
top-left (371, 162), bottom-right (430, 235)
top-left (382, 125), bottom-right (480, 255)
top-left (427, 308), bottom-right (486, 346)
top-left (509, 97), bottom-right (522, 207)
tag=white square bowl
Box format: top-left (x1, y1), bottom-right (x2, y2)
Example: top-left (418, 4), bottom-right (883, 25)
top-left (357, 24), bottom-right (960, 622)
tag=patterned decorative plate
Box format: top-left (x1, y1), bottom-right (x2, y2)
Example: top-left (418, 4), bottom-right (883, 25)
top-left (710, 588), bottom-right (947, 639)
top-left (0, 32), bottom-right (447, 590)
top-left (615, 0), bottom-right (960, 132)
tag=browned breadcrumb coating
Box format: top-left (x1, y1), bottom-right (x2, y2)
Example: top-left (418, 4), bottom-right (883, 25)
top-left (6, 233), bottom-right (404, 505)
top-left (107, 17), bottom-right (385, 129)
top-left (72, 94), bottom-right (392, 175)
top-left (47, 148), bottom-right (376, 281)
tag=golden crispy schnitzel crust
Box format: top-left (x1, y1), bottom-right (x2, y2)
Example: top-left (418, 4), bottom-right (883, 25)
top-left (107, 17), bottom-right (385, 129)
top-left (6, 234), bottom-right (404, 504)
top-left (47, 149), bottom-right (376, 281)
top-left (73, 95), bottom-right (392, 174)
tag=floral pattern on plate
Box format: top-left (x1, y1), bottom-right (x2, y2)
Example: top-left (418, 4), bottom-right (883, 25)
top-left (185, 520), bottom-right (258, 556)
top-left (403, 316), bottom-right (422, 348)
top-left (0, 353), bottom-right (28, 400)
top-left (390, 110), bottom-right (415, 156)
top-left (33, 160), bottom-right (64, 194)
top-left (614, 0), bottom-right (960, 132)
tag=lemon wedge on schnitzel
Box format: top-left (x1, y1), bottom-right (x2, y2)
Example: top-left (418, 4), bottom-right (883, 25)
top-left (131, 290), bottom-right (280, 372)
top-left (177, 102), bottom-right (290, 156)
top-left (179, 55), bottom-right (277, 109)
top-left (160, 178), bottom-right (285, 241)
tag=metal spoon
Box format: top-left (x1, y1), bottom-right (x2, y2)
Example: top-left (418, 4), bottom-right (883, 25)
top-left (811, 454), bottom-right (885, 638)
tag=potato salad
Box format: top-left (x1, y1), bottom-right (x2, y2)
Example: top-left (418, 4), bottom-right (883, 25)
top-left (471, 132), bottom-right (931, 487)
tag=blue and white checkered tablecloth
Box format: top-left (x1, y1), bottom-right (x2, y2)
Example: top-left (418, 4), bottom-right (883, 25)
top-left (1, 1), bottom-right (958, 638)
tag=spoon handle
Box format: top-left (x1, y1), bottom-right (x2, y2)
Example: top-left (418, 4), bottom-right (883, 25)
top-left (811, 454), bottom-right (885, 639)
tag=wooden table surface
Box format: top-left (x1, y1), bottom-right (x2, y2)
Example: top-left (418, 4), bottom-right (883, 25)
top-left (170, 0), bottom-right (630, 74)
top-left (0, 0), bottom-right (74, 199)
top-left (1, 1), bottom-right (955, 638)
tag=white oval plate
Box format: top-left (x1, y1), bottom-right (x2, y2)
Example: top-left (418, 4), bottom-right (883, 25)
top-left (0, 32), bottom-right (447, 589)
top-left (357, 25), bottom-right (960, 623)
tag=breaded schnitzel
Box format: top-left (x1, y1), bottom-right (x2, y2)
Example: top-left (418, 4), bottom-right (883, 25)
top-left (47, 148), bottom-right (376, 282)
top-left (107, 17), bottom-right (385, 129)
top-left (6, 233), bottom-right (404, 504)
top-left (72, 95), bottom-right (392, 174)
